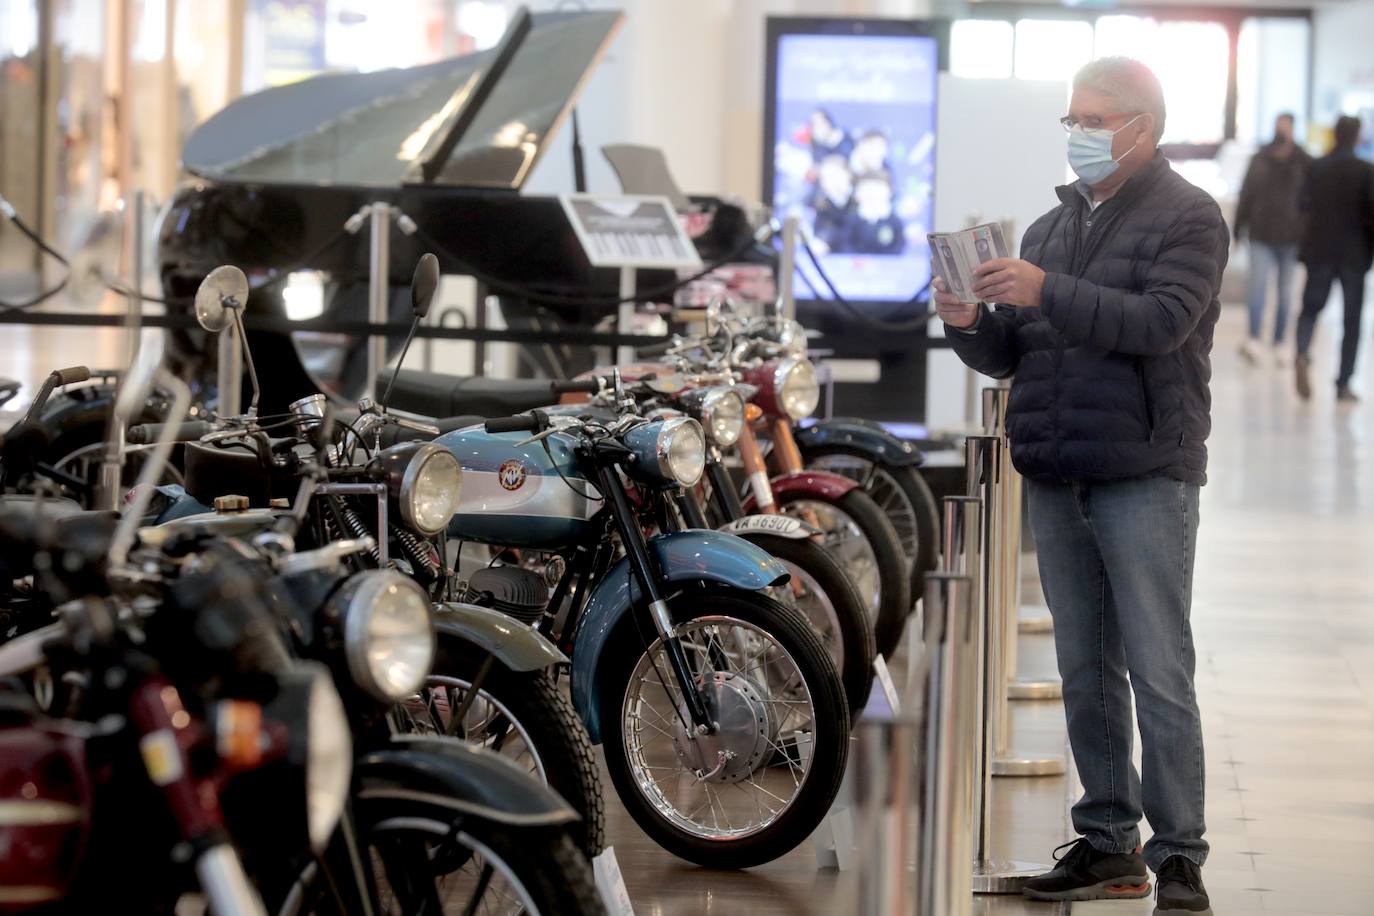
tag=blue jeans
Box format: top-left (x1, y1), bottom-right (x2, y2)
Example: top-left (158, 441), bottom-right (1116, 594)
top-left (1026, 476), bottom-right (1207, 871)
top-left (1246, 240), bottom-right (1297, 343)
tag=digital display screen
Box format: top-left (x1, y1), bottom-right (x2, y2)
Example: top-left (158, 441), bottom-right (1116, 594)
top-left (769, 31), bottom-right (939, 305)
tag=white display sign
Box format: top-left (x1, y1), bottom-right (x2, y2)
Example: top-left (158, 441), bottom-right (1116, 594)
top-left (559, 194), bottom-right (703, 270)
top-left (592, 846), bottom-right (636, 916)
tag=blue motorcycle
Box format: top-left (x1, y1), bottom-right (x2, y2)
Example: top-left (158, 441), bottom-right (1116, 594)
top-left (442, 401), bottom-right (850, 869)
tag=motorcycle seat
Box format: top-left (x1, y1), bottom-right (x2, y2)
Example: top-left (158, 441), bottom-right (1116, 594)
top-left (376, 369), bottom-right (555, 419)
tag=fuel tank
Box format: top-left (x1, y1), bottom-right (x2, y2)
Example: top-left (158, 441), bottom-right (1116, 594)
top-left (437, 425), bottom-right (599, 548)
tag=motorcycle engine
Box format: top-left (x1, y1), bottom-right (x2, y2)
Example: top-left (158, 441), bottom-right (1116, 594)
top-left (462, 566), bottom-right (548, 626)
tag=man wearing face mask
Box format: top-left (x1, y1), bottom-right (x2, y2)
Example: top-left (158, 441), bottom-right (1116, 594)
top-left (933, 57), bottom-right (1227, 915)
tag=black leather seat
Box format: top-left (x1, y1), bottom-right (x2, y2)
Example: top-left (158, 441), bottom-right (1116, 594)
top-left (377, 369), bottom-right (557, 419)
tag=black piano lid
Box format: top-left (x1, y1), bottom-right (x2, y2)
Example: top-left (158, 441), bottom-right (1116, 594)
top-left (181, 10), bottom-right (623, 191)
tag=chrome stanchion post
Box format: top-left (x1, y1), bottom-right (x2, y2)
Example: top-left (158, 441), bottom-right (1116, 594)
top-left (218, 320), bottom-right (242, 416)
top-left (918, 573), bottom-right (975, 916)
top-left (851, 712), bottom-right (919, 916)
top-left (365, 202), bottom-right (392, 402)
top-left (980, 388), bottom-right (1065, 778)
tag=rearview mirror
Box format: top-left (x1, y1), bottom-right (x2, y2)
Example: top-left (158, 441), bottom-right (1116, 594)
top-left (410, 253), bottom-right (440, 319)
top-left (195, 265), bottom-right (250, 333)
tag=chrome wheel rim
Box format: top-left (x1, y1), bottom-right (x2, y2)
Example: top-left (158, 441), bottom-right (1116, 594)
top-left (621, 614), bottom-right (816, 840)
top-left (781, 499), bottom-right (881, 618)
top-left (399, 676), bottom-right (546, 784)
top-left (768, 561), bottom-right (844, 674)
top-left (810, 455), bottom-right (918, 569)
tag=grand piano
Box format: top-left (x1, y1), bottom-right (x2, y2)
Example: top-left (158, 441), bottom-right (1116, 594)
top-left (157, 8), bottom-right (761, 415)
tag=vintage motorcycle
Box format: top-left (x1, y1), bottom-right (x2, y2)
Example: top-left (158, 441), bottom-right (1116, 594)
top-left (436, 398), bottom-right (851, 869)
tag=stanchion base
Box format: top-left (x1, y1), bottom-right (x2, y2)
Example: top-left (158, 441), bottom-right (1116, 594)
top-left (1008, 677), bottom-right (1062, 700)
top-left (992, 755), bottom-right (1066, 777)
top-left (972, 859), bottom-right (1048, 894)
top-left (1018, 615), bottom-right (1053, 634)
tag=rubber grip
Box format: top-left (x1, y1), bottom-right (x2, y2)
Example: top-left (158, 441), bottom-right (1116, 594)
top-left (636, 339), bottom-right (675, 357)
top-left (55, 367), bottom-right (91, 386)
top-left (549, 379), bottom-right (601, 395)
top-left (483, 413), bottom-right (540, 434)
top-left (127, 420), bottom-right (214, 445)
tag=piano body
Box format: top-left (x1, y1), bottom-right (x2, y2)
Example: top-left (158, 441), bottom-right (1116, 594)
top-left (156, 9), bottom-right (758, 415)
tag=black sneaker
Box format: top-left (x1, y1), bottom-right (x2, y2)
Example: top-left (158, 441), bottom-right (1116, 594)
top-left (1022, 837), bottom-right (1151, 902)
top-left (1154, 856), bottom-right (1212, 914)
top-left (1337, 385), bottom-right (1360, 403)
top-left (1295, 355), bottom-right (1312, 400)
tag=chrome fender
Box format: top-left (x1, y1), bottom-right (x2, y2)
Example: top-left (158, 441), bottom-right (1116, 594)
top-left (717, 514), bottom-right (813, 539)
top-left (433, 601), bottom-right (568, 672)
top-left (568, 530), bottom-right (789, 744)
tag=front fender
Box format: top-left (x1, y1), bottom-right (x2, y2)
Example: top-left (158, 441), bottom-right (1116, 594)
top-left (741, 469), bottom-right (856, 513)
top-left (354, 735), bottom-right (577, 828)
top-left (569, 530), bottom-right (788, 744)
top-left (796, 418), bottom-right (926, 466)
top-left (433, 602), bottom-right (567, 673)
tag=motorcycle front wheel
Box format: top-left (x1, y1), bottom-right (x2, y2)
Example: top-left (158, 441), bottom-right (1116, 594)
top-left (734, 530), bottom-right (875, 716)
top-left (773, 487), bottom-right (912, 661)
top-left (280, 814), bottom-right (604, 916)
top-left (397, 636), bottom-right (606, 857)
top-left (599, 587), bottom-right (850, 869)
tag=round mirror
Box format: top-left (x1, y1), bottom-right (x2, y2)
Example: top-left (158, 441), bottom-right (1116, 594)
top-left (195, 265), bottom-right (250, 333)
top-left (410, 252), bottom-right (440, 319)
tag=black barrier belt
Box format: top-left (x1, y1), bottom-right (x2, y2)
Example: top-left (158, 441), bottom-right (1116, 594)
top-left (0, 308), bottom-right (956, 350)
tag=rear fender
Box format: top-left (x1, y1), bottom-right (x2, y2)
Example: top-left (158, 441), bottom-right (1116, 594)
top-left (796, 419), bottom-right (925, 466)
top-left (354, 735), bottom-right (577, 828)
top-left (568, 530), bottom-right (788, 743)
top-left (741, 469), bottom-right (857, 513)
top-left (433, 602), bottom-right (568, 673)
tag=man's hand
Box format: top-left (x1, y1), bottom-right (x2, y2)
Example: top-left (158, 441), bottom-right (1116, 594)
top-left (971, 258), bottom-right (1046, 308)
top-left (932, 276), bottom-right (980, 328)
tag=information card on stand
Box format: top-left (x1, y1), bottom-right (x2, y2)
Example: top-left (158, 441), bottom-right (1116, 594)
top-left (559, 194), bottom-right (703, 271)
top-left (927, 222), bottom-right (1009, 303)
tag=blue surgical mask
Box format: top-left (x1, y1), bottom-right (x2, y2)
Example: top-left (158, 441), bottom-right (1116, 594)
top-left (1067, 114), bottom-right (1142, 185)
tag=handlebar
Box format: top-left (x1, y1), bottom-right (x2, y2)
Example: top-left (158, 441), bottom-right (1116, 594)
top-left (549, 379), bottom-right (601, 395)
top-left (483, 410), bottom-right (546, 434)
top-left (54, 366), bottom-right (92, 387)
top-left (127, 420), bottom-right (215, 445)
top-left (636, 339), bottom-right (677, 358)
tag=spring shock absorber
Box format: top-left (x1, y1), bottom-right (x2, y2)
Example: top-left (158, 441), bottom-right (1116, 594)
top-left (392, 525), bottom-right (440, 584)
top-left (336, 504), bottom-right (383, 567)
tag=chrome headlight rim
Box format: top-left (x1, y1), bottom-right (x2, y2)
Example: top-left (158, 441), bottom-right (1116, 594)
top-left (774, 357), bottom-right (820, 421)
top-left (698, 387), bottom-right (746, 447)
top-left (655, 417), bottom-right (706, 488)
top-left (398, 443), bottom-right (463, 537)
top-left (341, 570), bottom-right (435, 703)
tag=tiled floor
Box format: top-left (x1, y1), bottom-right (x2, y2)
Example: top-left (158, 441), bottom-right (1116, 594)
top-left (6, 290), bottom-right (1374, 915)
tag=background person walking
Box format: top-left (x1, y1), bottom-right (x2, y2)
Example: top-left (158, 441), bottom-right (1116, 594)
top-left (1293, 115), bottom-right (1374, 402)
top-left (1234, 113), bottom-right (1310, 367)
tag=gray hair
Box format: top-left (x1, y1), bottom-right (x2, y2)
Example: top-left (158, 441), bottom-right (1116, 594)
top-left (1073, 57), bottom-right (1166, 143)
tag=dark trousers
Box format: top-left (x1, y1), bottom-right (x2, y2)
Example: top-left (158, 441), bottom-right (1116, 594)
top-left (1295, 261), bottom-right (1369, 387)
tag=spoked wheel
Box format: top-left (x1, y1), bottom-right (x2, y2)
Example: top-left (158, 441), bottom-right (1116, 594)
top-left (735, 530), bottom-right (874, 716)
top-left (806, 448), bottom-right (940, 590)
top-left (600, 588), bottom-right (849, 869)
top-left (282, 815), bottom-right (604, 916)
top-left (396, 637), bottom-right (605, 856)
top-left (774, 488), bottom-right (912, 660)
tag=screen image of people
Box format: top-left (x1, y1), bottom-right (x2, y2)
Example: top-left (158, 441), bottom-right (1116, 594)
top-left (771, 32), bottom-right (938, 303)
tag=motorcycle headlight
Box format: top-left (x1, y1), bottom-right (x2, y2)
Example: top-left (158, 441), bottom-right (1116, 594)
top-left (341, 570), bottom-right (435, 702)
top-left (699, 387), bottom-right (746, 447)
top-left (775, 357), bottom-right (820, 420)
top-left (304, 669), bottom-right (351, 851)
top-left (656, 417), bottom-right (706, 487)
top-left (400, 445), bottom-right (463, 536)
top-left (370, 442), bottom-right (463, 536)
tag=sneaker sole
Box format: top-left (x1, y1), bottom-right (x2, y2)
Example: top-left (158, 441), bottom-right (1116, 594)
top-left (1152, 907), bottom-right (1212, 915)
top-left (1024, 877), bottom-right (1152, 902)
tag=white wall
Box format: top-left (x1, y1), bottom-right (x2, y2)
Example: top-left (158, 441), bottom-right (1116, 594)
top-left (1311, 0), bottom-right (1374, 132)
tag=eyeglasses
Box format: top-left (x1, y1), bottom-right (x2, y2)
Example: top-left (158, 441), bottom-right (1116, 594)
top-left (1059, 112), bottom-right (1142, 132)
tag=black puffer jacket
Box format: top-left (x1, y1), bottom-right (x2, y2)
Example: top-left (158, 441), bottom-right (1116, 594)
top-left (948, 153), bottom-right (1229, 485)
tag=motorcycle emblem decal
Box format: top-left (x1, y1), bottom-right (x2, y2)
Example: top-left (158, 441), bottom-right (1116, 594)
top-left (498, 459), bottom-right (527, 491)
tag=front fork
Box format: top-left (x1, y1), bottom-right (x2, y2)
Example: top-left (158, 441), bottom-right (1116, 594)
top-left (596, 463), bottom-right (715, 734)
